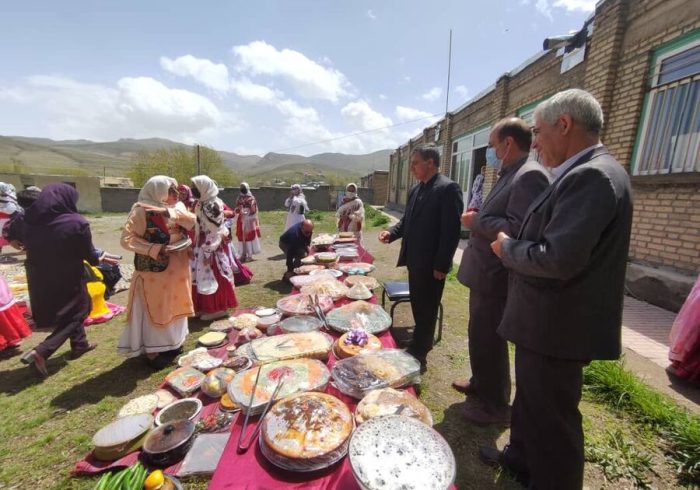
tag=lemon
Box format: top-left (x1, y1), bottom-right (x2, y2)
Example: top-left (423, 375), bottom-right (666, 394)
top-left (144, 469), bottom-right (165, 490)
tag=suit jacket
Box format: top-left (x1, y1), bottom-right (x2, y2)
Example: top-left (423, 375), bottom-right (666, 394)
top-left (389, 173), bottom-right (463, 275)
top-left (457, 158), bottom-right (551, 296)
top-left (498, 146), bottom-right (633, 361)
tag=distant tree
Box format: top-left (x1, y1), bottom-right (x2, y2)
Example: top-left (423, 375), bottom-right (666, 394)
top-left (127, 145), bottom-right (238, 187)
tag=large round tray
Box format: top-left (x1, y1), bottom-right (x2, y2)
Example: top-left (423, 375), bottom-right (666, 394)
top-left (279, 315), bottom-right (323, 333)
top-left (276, 294), bottom-right (334, 316)
top-left (259, 431), bottom-right (350, 473)
top-left (348, 415), bottom-right (455, 490)
top-left (333, 262), bottom-right (375, 275)
top-left (325, 301), bottom-right (391, 334)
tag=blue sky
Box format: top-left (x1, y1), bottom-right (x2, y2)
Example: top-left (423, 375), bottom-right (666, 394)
top-left (0, 0), bottom-right (594, 156)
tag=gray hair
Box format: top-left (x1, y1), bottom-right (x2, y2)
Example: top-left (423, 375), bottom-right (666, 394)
top-left (535, 88), bottom-right (604, 134)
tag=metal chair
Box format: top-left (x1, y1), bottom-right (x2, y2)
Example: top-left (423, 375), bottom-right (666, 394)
top-left (381, 281), bottom-right (444, 344)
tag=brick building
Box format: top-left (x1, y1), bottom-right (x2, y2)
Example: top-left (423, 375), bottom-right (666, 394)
top-left (360, 170), bottom-right (389, 205)
top-left (387, 0), bottom-right (699, 310)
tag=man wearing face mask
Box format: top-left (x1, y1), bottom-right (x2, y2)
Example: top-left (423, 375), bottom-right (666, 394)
top-left (454, 117), bottom-right (550, 426)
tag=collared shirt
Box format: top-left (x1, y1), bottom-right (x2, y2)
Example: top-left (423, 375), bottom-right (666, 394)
top-left (416, 172), bottom-right (439, 203)
top-left (552, 143), bottom-right (602, 179)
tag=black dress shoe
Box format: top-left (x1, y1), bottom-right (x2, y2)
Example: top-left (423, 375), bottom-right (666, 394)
top-left (478, 445), bottom-right (530, 487)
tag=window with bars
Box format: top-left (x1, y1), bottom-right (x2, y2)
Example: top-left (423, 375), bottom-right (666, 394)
top-left (633, 36), bottom-right (700, 175)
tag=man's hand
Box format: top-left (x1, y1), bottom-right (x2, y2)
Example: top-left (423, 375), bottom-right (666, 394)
top-left (137, 203), bottom-right (167, 215)
top-left (491, 231), bottom-right (510, 258)
top-left (461, 210), bottom-right (477, 228)
top-left (433, 270), bottom-right (446, 280)
top-left (378, 230), bottom-right (391, 244)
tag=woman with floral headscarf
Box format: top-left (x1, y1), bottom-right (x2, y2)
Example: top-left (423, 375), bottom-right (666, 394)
top-left (336, 183), bottom-right (365, 242)
top-left (189, 175), bottom-right (238, 320)
top-left (19, 184), bottom-right (100, 377)
top-left (117, 175), bottom-right (195, 367)
top-left (284, 184), bottom-right (307, 232)
top-left (234, 182), bottom-right (262, 262)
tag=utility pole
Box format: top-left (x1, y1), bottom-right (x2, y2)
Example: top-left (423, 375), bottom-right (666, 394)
top-left (445, 29), bottom-right (453, 115)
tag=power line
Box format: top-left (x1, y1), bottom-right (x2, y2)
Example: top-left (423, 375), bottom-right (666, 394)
top-left (270, 112), bottom-right (442, 153)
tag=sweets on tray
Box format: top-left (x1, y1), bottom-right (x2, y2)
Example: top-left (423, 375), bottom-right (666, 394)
top-left (300, 278), bottom-right (348, 301)
top-left (165, 367), bottom-right (206, 397)
top-left (227, 358), bottom-right (331, 415)
top-left (344, 275), bottom-right (380, 290)
top-left (333, 330), bottom-right (382, 359)
top-left (331, 349), bottom-right (421, 399)
top-left (325, 301), bottom-right (392, 334)
top-left (276, 294), bottom-right (333, 316)
top-left (178, 348), bottom-right (223, 371)
top-left (259, 392), bottom-right (353, 472)
top-left (233, 331), bottom-right (333, 364)
top-left (354, 387), bottom-right (433, 426)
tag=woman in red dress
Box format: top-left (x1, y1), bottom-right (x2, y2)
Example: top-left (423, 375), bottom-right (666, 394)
top-left (0, 275), bottom-right (31, 351)
top-left (234, 183), bottom-right (262, 262)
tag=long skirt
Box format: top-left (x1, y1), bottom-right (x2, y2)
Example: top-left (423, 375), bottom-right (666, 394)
top-left (0, 303), bottom-right (31, 350)
top-left (192, 260), bottom-right (237, 314)
top-left (117, 289), bottom-right (188, 357)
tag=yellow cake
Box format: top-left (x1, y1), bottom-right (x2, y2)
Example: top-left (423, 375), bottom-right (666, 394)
top-left (261, 392), bottom-right (352, 460)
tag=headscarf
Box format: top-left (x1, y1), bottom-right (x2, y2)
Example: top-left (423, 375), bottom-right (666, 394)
top-left (291, 184), bottom-right (302, 195)
top-left (0, 183), bottom-right (19, 215)
top-left (236, 182), bottom-right (255, 208)
top-left (343, 182), bottom-right (358, 202)
top-left (24, 183), bottom-right (86, 227)
top-left (137, 175), bottom-right (177, 206)
top-left (177, 184), bottom-right (194, 210)
top-left (191, 175), bottom-right (224, 234)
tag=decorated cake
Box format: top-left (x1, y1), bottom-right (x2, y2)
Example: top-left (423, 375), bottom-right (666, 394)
top-left (197, 331), bottom-right (228, 348)
top-left (355, 388), bottom-right (433, 426)
top-left (333, 330), bottom-right (382, 359)
top-left (260, 392), bottom-right (353, 472)
top-left (227, 359), bottom-right (331, 414)
top-left (331, 349), bottom-right (422, 399)
top-left (314, 252), bottom-right (338, 264)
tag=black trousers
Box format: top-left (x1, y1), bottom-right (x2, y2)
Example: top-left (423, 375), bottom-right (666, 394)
top-left (407, 267), bottom-right (445, 359)
top-left (35, 317), bottom-right (89, 359)
top-left (279, 241), bottom-right (306, 272)
top-left (468, 290), bottom-right (510, 407)
top-left (505, 345), bottom-right (586, 490)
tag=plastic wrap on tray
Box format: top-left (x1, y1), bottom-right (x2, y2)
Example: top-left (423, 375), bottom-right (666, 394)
top-left (325, 301), bottom-right (392, 335)
top-left (355, 387), bottom-right (433, 426)
top-left (165, 367), bottom-right (206, 397)
top-left (276, 294), bottom-right (334, 316)
top-left (300, 278), bottom-right (348, 300)
top-left (177, 432), bottom-right (230, 476)
top-left (234, 331), bottom-right (334, 364)
top-left (227, 359), bottom-right (331, 415)
top-left (331, 349), bottom-right (421, 399)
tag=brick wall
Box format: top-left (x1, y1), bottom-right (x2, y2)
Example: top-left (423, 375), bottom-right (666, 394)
top-left (629, 184), bottom-right (700, 272)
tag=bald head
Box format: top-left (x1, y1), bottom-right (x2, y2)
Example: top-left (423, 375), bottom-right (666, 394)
top-left (301, 219), bottom-right (314, 237)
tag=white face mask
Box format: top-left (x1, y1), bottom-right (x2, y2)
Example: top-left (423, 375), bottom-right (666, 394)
top-left (345, 191), bottom-right (357, 199)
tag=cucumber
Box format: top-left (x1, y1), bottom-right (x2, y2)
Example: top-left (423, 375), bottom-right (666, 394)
top-left (94, 472), bottom-right (110, 490)
top-left (108, 467), bottom-right (129, 490)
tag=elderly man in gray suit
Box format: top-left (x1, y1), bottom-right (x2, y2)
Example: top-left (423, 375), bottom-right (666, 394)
top-left (483, 89), bottom-right (633, 489)
top-left (454, 117), bottom-right (550, 426)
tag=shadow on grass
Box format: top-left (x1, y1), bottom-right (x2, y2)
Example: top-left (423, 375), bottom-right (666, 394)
top-left (267, 253), bottom-right (286, 261)
top-left (0, 360), bottom-right (68, 395)
top-left (49, 357), bottom-right (154, 410)
top-left (665, 370), bottom-right (700, 406)
top-left (434, 401), bottom-right (516, 489)
top-left (263, 279), bottom-right (292, 295)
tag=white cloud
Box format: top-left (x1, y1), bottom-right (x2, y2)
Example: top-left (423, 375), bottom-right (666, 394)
top-left (554, 0), bottom-right (596, 11)
top-left (0, 75), bottom-right (232, 142)
top-left (160, 54), bottom-right (230, 93)
top-left (341, 100), bottom-right (392, 131)
top-left (367, 9), bottom-right (376, 20)
top-left (455, 85), bottom-right (469, 101)
top-left (378, 94), bottom-right (388, 101)
top-left (231, 41), bottom-right (351, 102)
top-left (534, 0), bottom-right (553, 19)
top-left (395, 105), bottom-right (432, 123)
top-left (421, 87), bottom-right (442, 102)
top-left (230, 78), bottom-right (282, 104)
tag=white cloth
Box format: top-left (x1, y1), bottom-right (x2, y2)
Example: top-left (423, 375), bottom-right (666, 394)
top-left (284, 194), bottom-right (307, 231)
top-left (138, 175), bottom-right (176, 206)
top-left (117, 284), bottom-right (188, 357)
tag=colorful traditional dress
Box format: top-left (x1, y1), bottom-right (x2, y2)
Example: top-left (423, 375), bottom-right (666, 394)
top-left (0, 275), bottom-right (31, 350)
top-left (235, 182), bottom-right (262, 260)
top-left (190, 175), bottom-right (237, 318)
top-left (284, 184), bottom-right (307, 232)
top-left (118, 176), bottom-right (195, 357)
top-left (0, 183), bottom-right (19, 250)
top-left (336, 183), bottom-right (365, 242)
top-left (669, 274), bottom-right (700, 385)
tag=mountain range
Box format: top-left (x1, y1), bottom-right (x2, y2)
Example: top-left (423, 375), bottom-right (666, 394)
top-left (0, 135), bottom-right (392, 182)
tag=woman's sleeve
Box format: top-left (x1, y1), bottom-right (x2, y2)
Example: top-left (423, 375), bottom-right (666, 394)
top-left (168, 202), bottom-right (196, 230)
top-left (121, 207), bottom-right (161, 259)
top-left (79, 223), bottom-right (100, 266)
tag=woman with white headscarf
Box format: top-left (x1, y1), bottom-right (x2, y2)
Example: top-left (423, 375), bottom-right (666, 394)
top-left (189, 175), bottom-right (237, 320)
top-left (0, 183), bottom-right (20, 254)
top-left (117, 175), bottom-right (195, 368)
top-left (284, 184), bottom-right (307, 232)
top-left (234, 182), bottom-right (262, 262)
top-left (336, 183), bottom-right (365, 241)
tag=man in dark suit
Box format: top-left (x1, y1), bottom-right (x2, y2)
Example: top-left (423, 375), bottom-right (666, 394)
top-left (485, 89), bottom-right (633, 489)
top-left (279, 219), bottom-right (313, 281)
top-left (454, 117), bottom-right (551, 426)
top-left (379, 145), bottom-right (463, 371)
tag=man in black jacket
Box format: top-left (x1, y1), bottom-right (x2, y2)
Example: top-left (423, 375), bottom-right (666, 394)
top-left (455, 117), bottom-right (551, 426)
top-left (487, 89), bottom-right (633, 489)
top-left (379, 145), bottom-right (463, 371)
top-left (279, 219), bottom-right (313, 281)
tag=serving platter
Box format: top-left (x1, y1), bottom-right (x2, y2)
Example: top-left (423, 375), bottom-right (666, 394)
top-left (325, 301), bottom-right (391, 334)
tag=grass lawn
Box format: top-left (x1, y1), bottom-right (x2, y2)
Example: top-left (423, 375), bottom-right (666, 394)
top-left (0, 210), bottom-right (693, 489)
